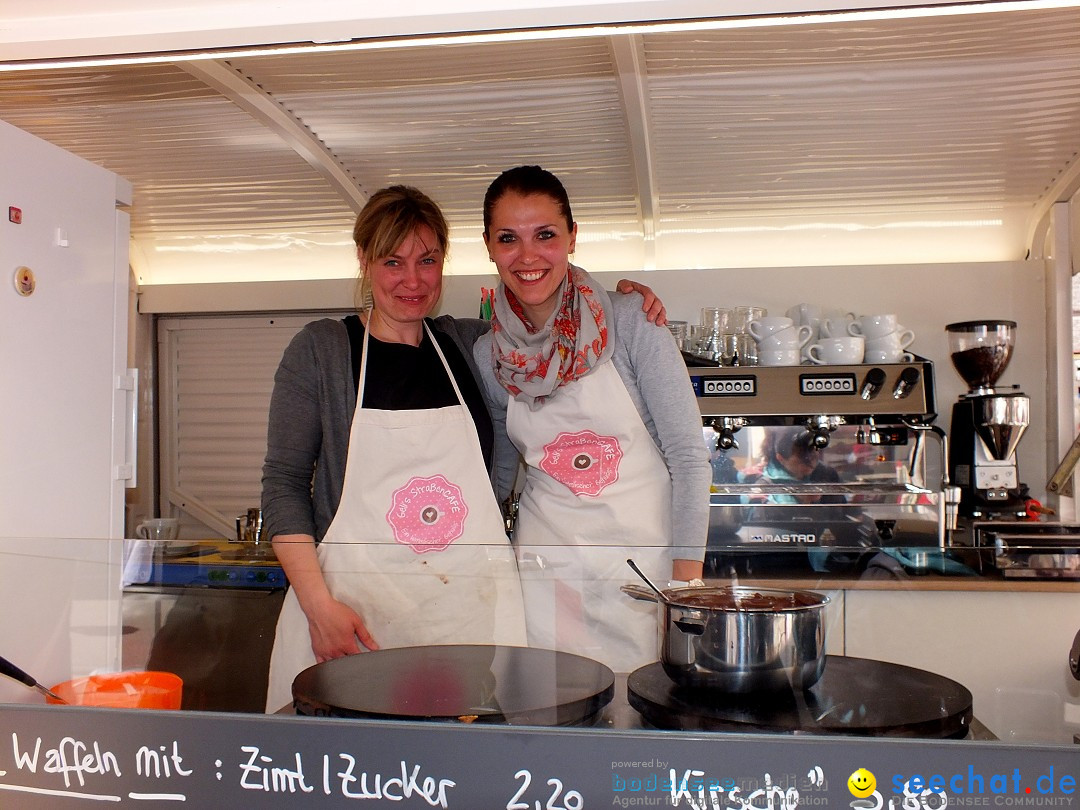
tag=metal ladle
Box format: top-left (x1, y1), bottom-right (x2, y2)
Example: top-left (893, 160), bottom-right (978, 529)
top-left (625, 558), bottom-right (676, 606)
top-left (0, 653), bottom-right (68, 703)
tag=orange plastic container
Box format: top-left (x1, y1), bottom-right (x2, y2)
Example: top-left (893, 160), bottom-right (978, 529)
top-left (46, 671), bottom-right (183, 709)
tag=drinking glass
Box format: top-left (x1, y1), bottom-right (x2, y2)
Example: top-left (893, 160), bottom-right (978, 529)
top-left (732, 306), bottom-right (767, 334)
top-left (666, 320), bottom-right (688, 349)
top-left (701, 307), bottom-right (732, 335)
top-left (688, 325), bottom-right (710, 356)
top-left (735, 333), bottom-right (758, 366)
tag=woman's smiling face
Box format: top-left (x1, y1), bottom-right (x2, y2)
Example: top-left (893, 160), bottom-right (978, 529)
top-left (364, 225), bottom-right (443, 336)
top-left (484, 191), bottom-right (577, 327)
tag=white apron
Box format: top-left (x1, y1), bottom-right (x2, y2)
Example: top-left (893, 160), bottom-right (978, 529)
top-left (265, 323), bottom-right (526, 712)
top-left (508, 360), bottom-right (671, 674)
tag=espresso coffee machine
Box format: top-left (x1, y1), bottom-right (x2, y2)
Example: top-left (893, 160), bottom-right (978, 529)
top-left (945, 320), bottom-right (1030, 520)
top-left (686, 356), bottom-right (957, 576)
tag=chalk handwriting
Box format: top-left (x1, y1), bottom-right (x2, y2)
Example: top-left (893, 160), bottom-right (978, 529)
top-left (239, 745), bottom-right (315, 794)
top-left (10, 733), bottom-right (121, 788)
top-left (670, 768), bottom-right (800, 810)
top-left (135, 741), bottom-right (192, 779)
top-left (327, 754), bottom-right (455, 807)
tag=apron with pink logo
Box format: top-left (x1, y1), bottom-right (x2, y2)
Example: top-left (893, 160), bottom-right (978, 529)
top-left (507, 360), bottom-right (671, 674)
top-left (265, 323), bottom-right (526, 711)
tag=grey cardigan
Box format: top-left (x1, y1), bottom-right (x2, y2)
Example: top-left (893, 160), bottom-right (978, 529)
top-left (260, 315), bottom-right (518, 544)
top-left (473, 292), bottom-right (711, 559)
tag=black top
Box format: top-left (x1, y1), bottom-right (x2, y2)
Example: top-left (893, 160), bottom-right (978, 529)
top-left (627, 655), bottom-right (972, 738)
top-left (292, 645), bottom-right (615, 726)
top-left (343, 315), bottom-right (494, 472)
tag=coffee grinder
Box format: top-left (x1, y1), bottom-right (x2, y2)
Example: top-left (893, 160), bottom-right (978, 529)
top-left (945, 320), bottom-right (1030, 519)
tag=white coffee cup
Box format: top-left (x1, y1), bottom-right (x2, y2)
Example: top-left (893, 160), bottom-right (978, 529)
top-left (136, 518), bottom-right (180, 541)
top-left (848, 313), bottom-right (900, 339)
top-left (820, 311), bottom-right (856, 338)
top-left (864, 328), bottom-right (915, 351)
top-left (786, 303), bottom-right (823, 327)
top-left (808, 336), bottom-right (865, 365)
top-left (864, 347), bottom-right (915, 364)
top-left (748, 316), bottom-right (796, 341)
top-left (757, 324), bottom-right (813, 350)
top-left (758, 347), bottom-right (802, 366)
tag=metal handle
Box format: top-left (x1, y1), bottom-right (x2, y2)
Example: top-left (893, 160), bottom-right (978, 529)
top-left (620, 583), bottom-right (660, 603)
top-left (893, 366), bottom-right (920, 399)
top-left (0, 654), bottom-right (66, 703)
top-left (860, 367), bottom-right (887, 400)
top-left (674, 618), bottom-right (707, 636)
top-left (1048, 429), bottom-right (1080, 497)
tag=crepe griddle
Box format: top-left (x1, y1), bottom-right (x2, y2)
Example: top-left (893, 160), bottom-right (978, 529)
top-left (293, 644), bottom-right (614, 726)
top-left (628, 655), bottom-right (972, 738)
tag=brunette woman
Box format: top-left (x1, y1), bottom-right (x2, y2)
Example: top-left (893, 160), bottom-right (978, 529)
top-left (474, 166), bottom-right (710, 673)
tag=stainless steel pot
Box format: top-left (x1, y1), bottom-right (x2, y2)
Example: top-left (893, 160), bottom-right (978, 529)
top-left (623, 584), bottom-right (829, 692)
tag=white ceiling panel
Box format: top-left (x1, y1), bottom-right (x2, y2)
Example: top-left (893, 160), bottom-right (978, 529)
top-left (0, 6), bottom-right (1078, 280)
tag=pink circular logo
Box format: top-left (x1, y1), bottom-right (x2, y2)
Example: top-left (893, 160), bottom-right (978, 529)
top-left (386, 475), bottom-right (469, 553)
top-left (539, 430), bottom-right (622, 497)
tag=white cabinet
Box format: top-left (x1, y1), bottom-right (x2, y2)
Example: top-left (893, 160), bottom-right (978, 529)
top-left (843, 589), bottom-right (1080, 743)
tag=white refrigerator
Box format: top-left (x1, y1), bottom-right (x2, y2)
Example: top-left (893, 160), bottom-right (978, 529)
top-left (0, 118), bottom-right (134, 702)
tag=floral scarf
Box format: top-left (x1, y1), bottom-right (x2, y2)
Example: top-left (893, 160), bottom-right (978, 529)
top-left (490, 264), bottom-right (613, 409)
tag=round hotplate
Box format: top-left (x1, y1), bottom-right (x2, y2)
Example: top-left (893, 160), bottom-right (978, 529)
top-left (628, 655), bottom-right (972, 738)
top-left (294, 644), bottom-right (614, 726)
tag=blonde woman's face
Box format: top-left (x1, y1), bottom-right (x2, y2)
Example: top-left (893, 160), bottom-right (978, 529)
top-left (362, 225), bottom-right (444, 326)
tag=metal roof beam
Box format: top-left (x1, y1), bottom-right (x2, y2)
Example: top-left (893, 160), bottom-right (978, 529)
top-left (1026, 152), bottom-right (1080, 262)
top-left (178, 59), bottom-right (368, 213)
top-left (609, 33), bottom-right (658, 270)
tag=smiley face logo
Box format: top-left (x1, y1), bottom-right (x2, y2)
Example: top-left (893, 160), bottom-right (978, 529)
top-left (847, 768), bottom-right (877, 798)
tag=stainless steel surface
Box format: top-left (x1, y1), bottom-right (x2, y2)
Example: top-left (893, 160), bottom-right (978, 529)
top-left (235, 507), bottom-right (263, 544)
top-left (693, 354), bottom-right (948, 564)
top-left (626, 585), bottom-right (829, 693)
top-left (973, 522), bottom-right (1080, 579)
top-left (704, 422), bottom-right (947, 558)
top-left (974, 394), bottom-right (1030, 461)
top-left (690, 358), bottom-right (935, 420)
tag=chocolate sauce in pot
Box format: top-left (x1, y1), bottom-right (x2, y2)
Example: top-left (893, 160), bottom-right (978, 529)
top-left (671, 589), bottom-right (821, 611)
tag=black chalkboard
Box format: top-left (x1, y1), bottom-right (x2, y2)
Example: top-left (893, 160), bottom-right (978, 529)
top-left (0, 704), bottom-right (1076, 809)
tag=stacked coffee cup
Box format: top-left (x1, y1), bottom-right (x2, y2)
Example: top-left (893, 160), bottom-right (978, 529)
top-left (747, 316), bottom-right (812, 366)
top-left (804, 310), bottom-right (916, 364)
top-left (848, 314), bottom-right (915, 363)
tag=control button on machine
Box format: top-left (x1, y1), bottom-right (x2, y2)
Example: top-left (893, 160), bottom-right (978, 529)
top-left (893, 367), bottom-right (921, 399)
top-left (860, 368), bottom-right (887, 400)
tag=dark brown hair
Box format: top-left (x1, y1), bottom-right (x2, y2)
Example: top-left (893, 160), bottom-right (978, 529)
top-left (761, 426), bottom-right (818, 462)
top-left (482, 165), bottom-right (574, 238)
